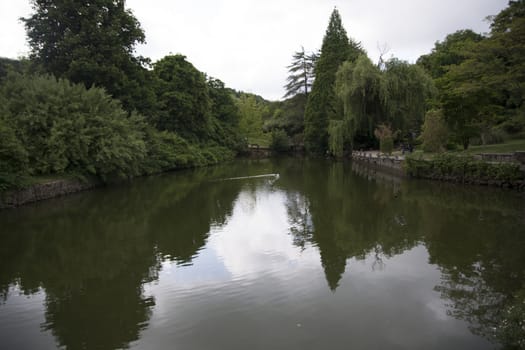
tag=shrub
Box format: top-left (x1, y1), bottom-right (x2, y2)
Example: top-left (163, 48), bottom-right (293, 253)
top-left (374, 124), bottom-right (394, 155)
top-left (421, 109), bottom-right (448, 153)
top-left (0, 72), bottom-right (238, 190)
top-left (0, 118), bottom-right (29, 189)
top-left (270, 129), bottom-right (291, 153)
top-left (405, 154), bottom-right (523, 183)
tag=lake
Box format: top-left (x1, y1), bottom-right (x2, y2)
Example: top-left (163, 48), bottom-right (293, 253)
top-left (1, 157), bottom-right (524, 349)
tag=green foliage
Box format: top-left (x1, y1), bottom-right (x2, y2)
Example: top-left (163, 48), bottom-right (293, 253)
top-left (405, 154), bottom-right (523, 183)
top-left (421, 109), bottom-right (449, 153)
top-left (270, 129), bottom-right (291, 153)
top-left (264, 93), bottom-right (307, 141)
top-left (335, 55), bottom-right (382, 146)
top-left (418, 2), bottom-right (525, 149)
top-left (22, 0), bottom-right (155, 115)
top-left (1, 73), bottom-right (147, 180)
top-left (0, 73), bottom-right (237, 190)
top-left (335, 55), bottom-right (434, 153)
top-left (328, 119), bottom-right (346, 157)
top-left (417, 30), bottom-right (484, 79)
top-left (0, 118), bottom-right (29, 189)
top-left (207, 77), bottom-right (245, 151)
top-left (304, 8), bottom-right (363, 154)
top-left (153, 55), bottom-right (211, 141)
top-left (237, 93), bottom-right (267, 143)
top-left (0, 57), bottom-right (30, 81)
top-left (284, 47), bottom-right (318, 98)
top-left (381, 59), bottom-right (436, 133)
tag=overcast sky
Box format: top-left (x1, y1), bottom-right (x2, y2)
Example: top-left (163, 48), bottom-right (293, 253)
top-left (0, 0), bottom-right (509, 100)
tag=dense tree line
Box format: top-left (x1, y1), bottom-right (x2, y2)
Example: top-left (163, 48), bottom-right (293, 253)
top-left (272, 1), bottom-right (524, 156)
top-left (418, 0), bottom-right (525, 150)
top-left (273, 8), bottom-right (434, 156)
top-left (0, 0), bottom-right (245, 189)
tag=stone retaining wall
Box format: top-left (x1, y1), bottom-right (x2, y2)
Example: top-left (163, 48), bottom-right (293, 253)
top-left (351, 151), bottom-right (525, 191)
top-left (0, 178), bottom-right (100, 209)
top-left (351, 152), bottom-right (405, 176)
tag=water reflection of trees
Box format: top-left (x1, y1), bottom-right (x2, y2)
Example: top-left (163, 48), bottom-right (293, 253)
top-left (349, 162), bottom-right (525, 349)
top-left (0, 158), bottom-right (523, 349)
top-left (0, 165), bottom-right (245, 350)
top-left (276, 159), bottom-right (422, 290)
top-left (278, 158), bottom-right (524, 347)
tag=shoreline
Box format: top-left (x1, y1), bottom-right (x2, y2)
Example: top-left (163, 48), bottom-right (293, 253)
top-left (351, 151), bottom-right (525, 191)
top-left (0, 177), bottom-right (102, 209)
top-left (3, 151), bottom-right (524, 209)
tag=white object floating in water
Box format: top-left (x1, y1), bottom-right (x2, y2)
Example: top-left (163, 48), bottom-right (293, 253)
top-left (218, 173), bottom-right (280, 182)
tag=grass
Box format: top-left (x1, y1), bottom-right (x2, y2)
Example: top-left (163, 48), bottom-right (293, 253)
top-left (248, 134), bottom-right (271, 148)
top-left (407, 138), bottom-right (525, 160)
top-left (459, 139), bottom-right (525, 154)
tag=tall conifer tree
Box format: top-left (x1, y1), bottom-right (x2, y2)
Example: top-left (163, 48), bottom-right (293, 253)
top-left (304, 8), bottom-right (361, 154)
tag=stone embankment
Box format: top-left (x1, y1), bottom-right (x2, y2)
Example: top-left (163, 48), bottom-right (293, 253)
top-left (351, 150), bottom-right (525, 190)
top-left (246, 145), bottom-right (272, 158)
top-left (0, 178), bottom-right (100, 209)
top-left (476, 152), bottom-right (525, 172)
top-left (351, 151), bottom-right (405, 176)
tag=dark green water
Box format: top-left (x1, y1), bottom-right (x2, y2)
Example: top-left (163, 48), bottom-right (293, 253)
top-left (1, 158), bottom-right (524, 350)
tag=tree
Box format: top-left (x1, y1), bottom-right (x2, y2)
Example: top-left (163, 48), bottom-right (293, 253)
top-left (153, 55), bottom-right (211, 142)
top-left (0, 73), bottom-right (148, 180)
top-left (420, 109), bottom-right (448, 152)
top-left (381, 58), bottom-right (435, 134)
top-left (416, 29), bottom-right (484, 79)
top-left (304, 8), bottom-right (362, 154)
top-left (333, 55), bottom-right (435, 154)
top-left (237, 93), bottom-right (266, 143)
top-left (283, 47), bottom-right (318, 98)
top-left (334, 55), bottom-right (382, 153)
top-left (432, 1), bottom-right (525, 149)
top-left (22, 0), bottom-right (155, 114)
top-left (207, 77), bottom-right (245, 151)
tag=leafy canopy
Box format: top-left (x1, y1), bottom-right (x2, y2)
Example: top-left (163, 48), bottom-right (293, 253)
top-left (22, 0), bottom-right (155, 114)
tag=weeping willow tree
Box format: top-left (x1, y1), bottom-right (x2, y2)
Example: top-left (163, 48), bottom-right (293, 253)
top-left (381, 59), bottom-right (436, 135)
top-left (331, 55), bottom-right (382, 155)
top-left (331, 55), bottom-right (435, 155)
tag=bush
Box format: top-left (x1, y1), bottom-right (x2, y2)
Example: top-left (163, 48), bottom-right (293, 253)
top-left (0, 72), bottom-right (238, 190)
top-left (0, 73), bottom-right (150, 181)
top-left (270, 129), bottom-right (291, 153)
top-left (374, 124), bottom-right (394, 155)
top-left (421, 109), bottom-right (448, 153)
top-left (0, 119), bottom-right (29, 189)
top-left (405, 154), bottom-right (523, 183)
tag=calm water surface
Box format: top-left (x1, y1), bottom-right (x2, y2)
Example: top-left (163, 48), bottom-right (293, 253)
top-left (1, 158), bottom-right (524, 349)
